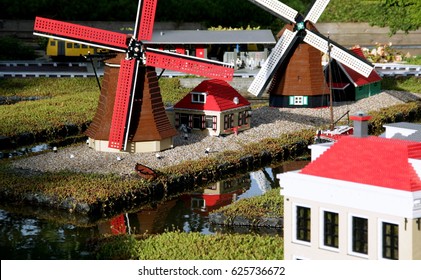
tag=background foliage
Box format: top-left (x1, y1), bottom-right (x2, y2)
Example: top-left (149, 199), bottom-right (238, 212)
top-left (1, 0), bottom-right (419, 34)
top-left (0, 0), bottom-right (310, 27)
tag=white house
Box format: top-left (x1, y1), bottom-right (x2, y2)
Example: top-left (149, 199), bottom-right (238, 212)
top-left (278, 114), bottom-right (421, 260)
top-left (173, 79), bottom-right (251, 136)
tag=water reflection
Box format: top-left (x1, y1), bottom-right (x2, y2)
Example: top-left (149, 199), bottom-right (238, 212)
top-left (0, 209), bottom-right (96, 259)
top-left (0, 144), bottom-right (50, 159)
top-left (0, 161), bottom-right (308, 259)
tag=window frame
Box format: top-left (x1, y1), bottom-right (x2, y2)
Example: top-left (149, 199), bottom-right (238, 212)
top-left (179, 114), bottom-right (189, 127)
top-left (238, 110), bottom-right (249, 126)
top-left (320, 209), bottom-right (339, 251)
top-left (205, 116), bottom-right (215, 129)
top-left (380, 221), bottom-right (399, 260)
top-left (293, 205), bottom-right (311, 245)
top-left (192, 114), bottom-right (202, 129)
top-left (348, 214), bottom-right (369, 258)
top-left (191, 92), bottom-right (206, 104)
top-left (224, 114), bottom-right (234, 130)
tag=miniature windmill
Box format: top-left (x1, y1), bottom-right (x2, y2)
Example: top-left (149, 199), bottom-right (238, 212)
top-left (33, 0), bottom-right (234, 152)
top-left (247, 0), bottom-right (374, 108)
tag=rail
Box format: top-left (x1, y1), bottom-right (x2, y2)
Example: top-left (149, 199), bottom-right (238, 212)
top-left (0, 61), bottom-right (420, 78)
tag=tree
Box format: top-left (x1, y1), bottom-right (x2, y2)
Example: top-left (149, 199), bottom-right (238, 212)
top-left (0, 0), bottom-right (312, 31)
top-left (369, 0), bottom-right (421, 34)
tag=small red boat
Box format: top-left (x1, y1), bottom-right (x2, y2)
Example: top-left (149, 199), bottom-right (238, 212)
top-left (134, 163), bottom-right (158, 180)
top-left (315, 125), bottom-right (353, 143)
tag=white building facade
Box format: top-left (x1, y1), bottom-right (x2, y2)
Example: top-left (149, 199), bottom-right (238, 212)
top-left (278, 124), bottom-right (421, 260)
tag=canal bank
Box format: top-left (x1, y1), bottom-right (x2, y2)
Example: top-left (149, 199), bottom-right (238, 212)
top-left (0, 164), bottom-right (285, 259)
top-left (1, 93), bottom-right (421, 218)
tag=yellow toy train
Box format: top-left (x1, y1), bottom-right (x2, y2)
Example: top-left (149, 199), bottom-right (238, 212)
top-left (46, 38), bottom-right (108, 59)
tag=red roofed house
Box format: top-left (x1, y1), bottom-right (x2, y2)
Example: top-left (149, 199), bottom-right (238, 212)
top-left (327, 47), bottom-right (382, 102)
top-left (173, 79), bottom-right (251, 136)
top-left (278, 113), bottom-right (421, 260)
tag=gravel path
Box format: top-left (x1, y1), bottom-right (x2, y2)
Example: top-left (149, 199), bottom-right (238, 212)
top-left (11, 90), bottom-right (420, 176)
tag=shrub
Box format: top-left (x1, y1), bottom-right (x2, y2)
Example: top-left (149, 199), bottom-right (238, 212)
top-left (0, 36), bottom-right (36, 60)
top-left (95, 231), bottom-right (283, 260)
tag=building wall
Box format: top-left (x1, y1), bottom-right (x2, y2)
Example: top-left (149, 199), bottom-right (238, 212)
top-left (355, 82), bottom-right (382, 101)
top-left (173, 108), bottom-right (251, 136)
top-left (283, 196), bottom-right (417, 260)
top-left (173, 109), bottom-right (222, 136)
top-left (88, 137), bottom-right (173, 153)
top-left (413, 219), bottom-right (421, 259)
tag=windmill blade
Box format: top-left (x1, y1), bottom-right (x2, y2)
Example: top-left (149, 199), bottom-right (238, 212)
top-left (33, 17), bottom-right (128, 52)
top-left (145, 48), bottom-right (234, 81)
top-left (134, 0), bottom-right (158, 41)
top-left (248, 0), bottom-right (299, 23)
top-left (304, 0), bottom-right (330, 24)
top-left (108, 59), bottom-right (139, 150)
top-left (303, 29), bottom-right (374, 77)
top-left (248, 29), bottom-right (299, 97)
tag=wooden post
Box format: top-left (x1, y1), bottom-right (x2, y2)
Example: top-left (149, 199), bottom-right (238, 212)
top-left (328, 34), bottom-right (334, 131)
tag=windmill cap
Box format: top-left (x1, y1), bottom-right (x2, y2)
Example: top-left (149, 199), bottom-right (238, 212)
top-left (350, 112), bottom-right (372, 121)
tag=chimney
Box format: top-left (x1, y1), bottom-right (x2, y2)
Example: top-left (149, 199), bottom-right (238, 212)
top-left (350, 112), bottom-right (371, 138)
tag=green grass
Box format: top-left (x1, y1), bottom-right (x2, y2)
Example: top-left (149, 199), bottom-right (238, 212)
top-left (381, 76), bottom-right (421, 93)
top-left (94, 231), bottom-right (283, 260)
top-left (94, 189), bottom-right (284, 260)
top-left (0, 77), bottom-right (190, 137)
top-left (0, 164), bottom-right (148, 205)
top-left (404, 56), bottom-right (421, 65)
top-left (211, 188), bottom-right (283, 222)
top-left (0, 78), bottom-right (99, 137)
top-left (320, 0), bottom-right (377, 23)
top-left (1, 75), bottom-right (420, 138)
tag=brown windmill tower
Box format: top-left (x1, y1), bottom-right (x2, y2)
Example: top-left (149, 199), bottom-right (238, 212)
top-left (267, 23), bottom-right (330, 107)
top-left (247, 0), bottom-right (374, 108)
top-left (85, 54), bottom-right (177, 153)
top-left (33, 0), bottom-right (234, 153)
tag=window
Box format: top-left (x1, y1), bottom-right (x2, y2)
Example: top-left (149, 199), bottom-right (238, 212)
top-left (191, 92), bottom-right (206, 103)
top-left (224, 114), bottom-right (234, 130)
top-left (238, 111), bottom-right (248, 126)
top-left (192, 115), bottom-right (202, 129)
top-left (296, 206), bottom-right (311, 242)
top-left (323, 211), bottom-right (339, 248)
top-left (205, 116), bottom-right (214, 129)
top-left (191, 198), bottom-right (205, 211)
top-left (352, 217), bottom-right (368, 254)
top-left (67, 42), bottom-right (73, 49)
top-left (179, 114), bottom-right (189, 127)
top-left (289, 96), bottom-right (308, 106)
top-left (382, 222), bottom-right (399, 260)
top-left (50, 40), bottom-right (56, 47)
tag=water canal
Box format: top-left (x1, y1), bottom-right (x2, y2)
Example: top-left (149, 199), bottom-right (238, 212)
top-left (0, 161), bottom-right (307, 260)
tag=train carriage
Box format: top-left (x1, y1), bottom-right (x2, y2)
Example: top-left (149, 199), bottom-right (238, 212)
top-left (46, 38), bottom-right (108, 60)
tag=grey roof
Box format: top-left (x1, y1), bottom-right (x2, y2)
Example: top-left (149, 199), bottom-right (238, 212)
top-left (389, 131), bottom-right (421, 142)
top-left (143, 30), bottom-right (276, 45)
top-left (383, 122), bottom-right (421, 142)
top-left (383, 122), bottom-right (421, 130)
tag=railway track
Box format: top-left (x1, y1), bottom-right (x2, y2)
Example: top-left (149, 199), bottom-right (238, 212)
top-left (0, 60), bottom-right (420, 78)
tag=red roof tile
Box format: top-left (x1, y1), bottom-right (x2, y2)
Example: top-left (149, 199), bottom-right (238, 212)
top-left (340, 48), bottom-right (382, 87)
top-left (301, 136), bottom-right (421, 191)
top-left (174, 79), bottom-right (250, 112)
